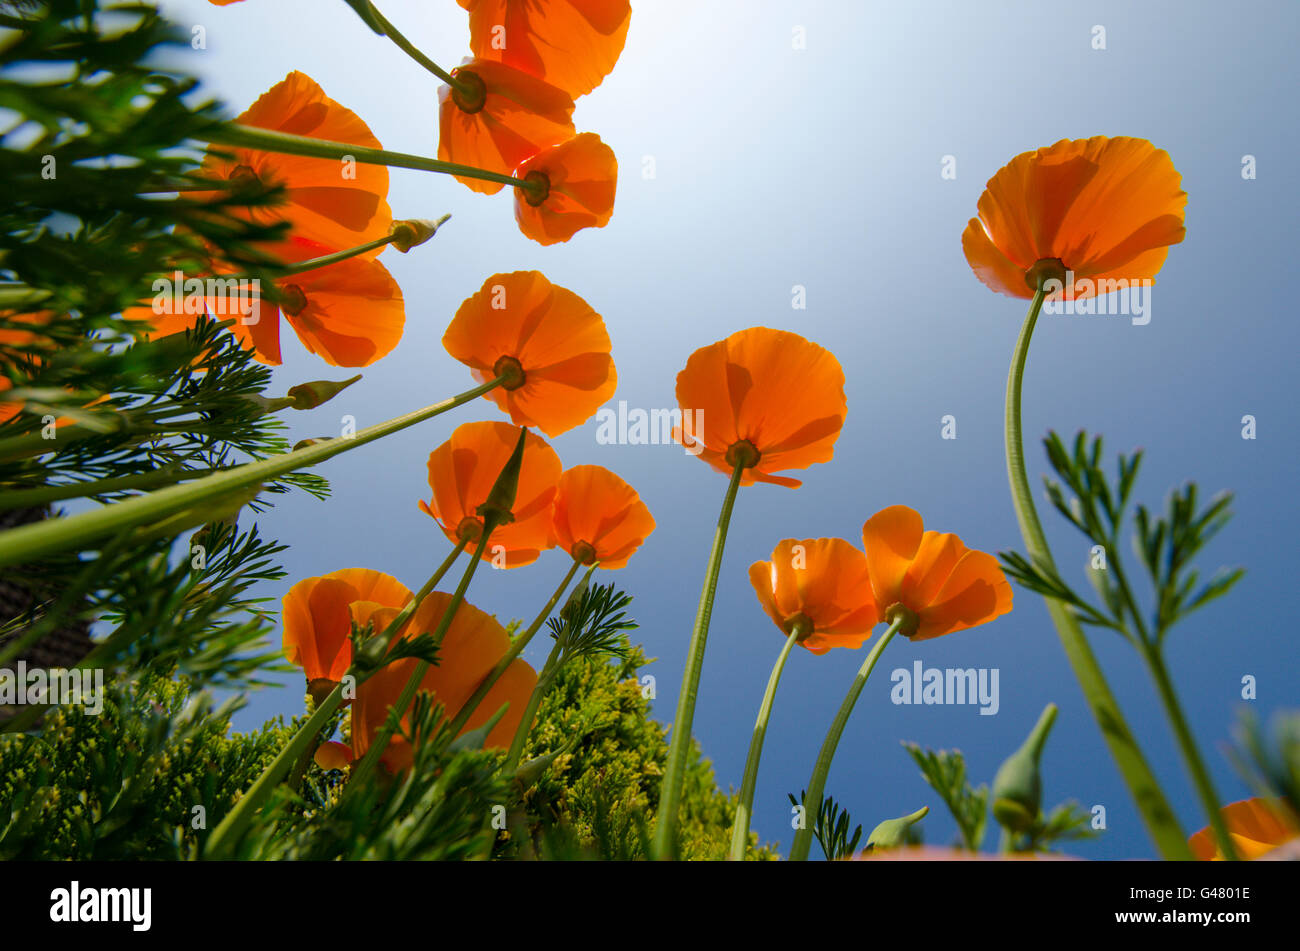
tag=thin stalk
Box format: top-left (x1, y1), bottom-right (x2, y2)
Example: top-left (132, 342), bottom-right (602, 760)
top-left (0, 286), bottom-right (51, 308)
top-left (651, 461), bottom-right (746, 860)
top-left (199, 124), bottom-right (540, 195)
top-left (0, 466), bottom-right (222, 511)
top-left (789, 616), bottom-right (903, 861)
top-left (1005, 279), bottom-right (1191, 860)
top-left (446, 559), bottom-right (583, 737)
top-left (367, 4), bottom-right (469, 93)
top-left (347, 526), bottom-right (494, 789)
top-left (1140, 644), bottom-right (1239, 860)
top-left (0, 375), bottom-right (505, 569)
top-left (204, 680), bottom-right (347, 857)
top-left (728, 624), bottom-right (802, 860)
top-left (502, 637), bottom-right (564, 774)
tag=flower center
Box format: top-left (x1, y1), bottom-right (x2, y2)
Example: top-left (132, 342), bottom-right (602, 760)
top-left (571, 540), bottom-right (598, 565)
top-left (1024, 257), bottom-right (1068, 293)
top-left (279, 284), bottom-right (308, 316)
top-left (493, 354), bottom-right (526, 390)
top-left (450, 69), bottom-right (487, 114)
top-left (456, 516), bottom-right (484, 543)
top-left (521, 170), bottom-right (550, 207)
top-left (228, 164), bottom-right (260, 187)
top-left (725, 439), bottom-right (761, 469)
top-left (783, 612), bottom-right (814, 640)
top-left (883, 602), bottom-right (920, 638)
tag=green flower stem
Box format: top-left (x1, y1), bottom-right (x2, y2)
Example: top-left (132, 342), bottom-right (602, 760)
top-left (502, 636), bottom-right (564, 774)
top-left (199, 123), bottom-right (540, 195)
top-left (0, 286), bottom-right (51, 308)
top-left (204, 680), bottom-right (347, 857)
top-left (367, 3), bottom-right (469, 94)
top-left (728, 622), bottom-right (804, 861)
top-left (347, 525), bottom-right (495, 789)
top-left (446, 559), bottom-right (584, 737)
top-left (218, 215), bottom-right (451, 283)
top-left (651, 460), bottom-right (746, 860)
top-left (1006, 280), bottom-right (1191, 859)
top-left (0, 375), bottom-right (505, 569)
top-left (1140, 644), bottom-right (1239, 860)
top-left (0, 466), bottom-right (222, 511)
top-left (789, 616), bottom-right (903, 861)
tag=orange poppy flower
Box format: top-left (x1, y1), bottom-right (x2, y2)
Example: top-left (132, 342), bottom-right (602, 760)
top-left (417, 421), bottom-right (562, 567)
top-left (0, 311), bottom-right (54, 424)
top-left (441, 270), bottom-right (616, 437)
top-left (281, 568), bottom-right (413, 698)
top-left (859, 505), bottom-right (1012, 640)
top-left (438, 58), bottom-right (575, 196)
top-left (137, 247), bottom-right (403, 368)
top-left (962, 136), bottom-right (1187, 300)
top-left (673, 327), bottom-right (846, 489)
top-left (748, 538), bottom-right (878, 655)
top-left (458, 0), bottom-right (632, 99)
top-left (513, 133), bottom-right (617, 245)
top-left (1189, 798), bottom-right (1300, 860)
top-left (195, 71), bottom-right (392, 261)
top-left (349, 593), bottom-right (538, 772)
top-left (551, 465), bottom-right (654, 569)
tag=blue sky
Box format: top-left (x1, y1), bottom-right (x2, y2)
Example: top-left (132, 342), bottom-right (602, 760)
top-left (156, 0), bottom-right (1299, 858)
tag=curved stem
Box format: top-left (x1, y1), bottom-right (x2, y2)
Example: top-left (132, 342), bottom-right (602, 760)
top-left (651, 461), bottom-right (746, 860)
top-left (728, 626), bottom-right (801, 860)
top-left (204, 680), bottom-right (346, 857)
top-left (1005, 281), bottom-right (1191, 860)
top-left (789, 617), bottom-right (902, 861)
top-left (200, 123), bottom-right (540, 194)
top-left (367, 4), bottom-right (469, 94)
top-left (446, 559), bottom-right (583, 737)
top-left (1140, 644), bottom-right (1239, 860)
top-left (0, 375), bottom-right (505, 568)
top-left (502, 637), bottom-right (563, 774)
top-left (348, 527), bottom-right (493, 789)
top-left (0, 465), bottom-right (222, 511)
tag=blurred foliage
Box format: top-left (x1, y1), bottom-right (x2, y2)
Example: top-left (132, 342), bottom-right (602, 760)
top-left (902, 740), bottom-right (1095, 855)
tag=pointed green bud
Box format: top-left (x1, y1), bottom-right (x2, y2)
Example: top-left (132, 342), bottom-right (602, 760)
top-left (292, 437), bottom-right (331, 452)
top-left (866, 805), bottom-right (929, 851)
top-left (389, 215), bottom-right (450, 252)
top-left (992, 702), bottom-right (1058, 833)
top-left (474, 426), bottom-right (528, 529)
top-left (450, 703), bottom-right (509, 752)
top-left (287, 374), bottom-right (362, 410)
top-left (514, 748), bottom-right (565, 788)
